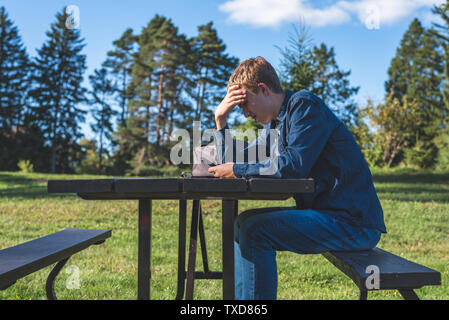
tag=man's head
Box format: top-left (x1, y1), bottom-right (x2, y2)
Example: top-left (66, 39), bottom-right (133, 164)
top-left (228, 57), bottom-right (285, 124)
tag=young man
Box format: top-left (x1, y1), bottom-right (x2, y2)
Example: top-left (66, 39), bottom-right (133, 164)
top-left (208, 56), bottom-right (387, 300)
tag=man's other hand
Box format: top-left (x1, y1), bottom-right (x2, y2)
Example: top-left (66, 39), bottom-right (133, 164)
top-left (208, 163), bottom-right (237, 179)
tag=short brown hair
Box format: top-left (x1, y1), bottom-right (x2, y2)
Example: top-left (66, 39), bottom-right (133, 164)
top-left (228, 56), bottom-right (283, 94)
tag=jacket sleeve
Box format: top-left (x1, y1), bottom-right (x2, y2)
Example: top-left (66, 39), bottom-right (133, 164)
top-left (232, 98), bottom-right (334, 179)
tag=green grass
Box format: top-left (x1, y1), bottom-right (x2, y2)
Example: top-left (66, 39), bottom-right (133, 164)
top-left (0, 169), bottom-right (448, 300)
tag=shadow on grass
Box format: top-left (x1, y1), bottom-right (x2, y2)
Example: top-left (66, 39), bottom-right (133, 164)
top-left (372, 171), bottom-right (449, 184)
top-left (0, 172), bottom-right (40, 184)
top-left (0, 173), bottom-right (74, 200)
top-left (375, 191), bottom-right (449, 204)
top-left (372, 171), bottom-right (449, 204)
top-left (0, 185), bottom-right (77, 199)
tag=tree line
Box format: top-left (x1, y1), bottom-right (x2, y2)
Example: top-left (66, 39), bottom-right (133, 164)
top-left (0, 7), bottom-right (238, 175)
top-left (1, 4), bottom-right (449, 176)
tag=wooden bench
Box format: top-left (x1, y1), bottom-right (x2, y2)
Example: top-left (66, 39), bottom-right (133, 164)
top-left (0, 228), bottom-right (111, 300)
top-left (322, 247), bottom-right (441, 300)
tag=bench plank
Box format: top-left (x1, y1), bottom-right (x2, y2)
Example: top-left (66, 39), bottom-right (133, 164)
top-left (323, 248), bottom-right (441, 290)
top-left (0, 228), bottom-right (111, 289)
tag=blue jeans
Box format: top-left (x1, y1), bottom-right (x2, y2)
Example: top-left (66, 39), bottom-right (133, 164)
top-left (234, 207), bottom-right (381, 300)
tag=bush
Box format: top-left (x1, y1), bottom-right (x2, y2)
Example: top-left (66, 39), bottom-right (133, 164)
top-left (404, 140), bottom-right (438, 169)
top-left (17, 160), bottom-right (34, 173)
top-left (435, 130), bottom-right (449, 170)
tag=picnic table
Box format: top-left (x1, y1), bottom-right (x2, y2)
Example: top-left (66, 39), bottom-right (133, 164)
top-left (47, 177), bottom-right (314, 300)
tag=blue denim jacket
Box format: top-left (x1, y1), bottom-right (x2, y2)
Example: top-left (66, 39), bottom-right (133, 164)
top-left (216, 89), bottom-right (387, 233)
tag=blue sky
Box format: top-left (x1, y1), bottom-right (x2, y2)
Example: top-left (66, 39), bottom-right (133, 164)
top-left (1, 0), bottom-right (445, 139)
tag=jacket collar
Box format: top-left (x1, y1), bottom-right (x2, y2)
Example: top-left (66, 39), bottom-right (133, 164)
top-left (272, 89), bottom-right (293, 127)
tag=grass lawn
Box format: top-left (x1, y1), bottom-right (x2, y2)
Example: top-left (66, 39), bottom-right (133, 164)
top-left (0, 168), bottom-right (447, 300)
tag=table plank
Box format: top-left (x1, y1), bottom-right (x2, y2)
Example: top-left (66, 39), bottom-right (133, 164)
top-left (47, 179), bottom-right (114, 193)
top-left (114, 178), bottom-right (181, 193)
top-left (248, 178), bottom-right (314, 193)
top-left (182, 178), bottom-right (248, 194)
top-left (48, 178), bottom-right (315, 196)
top-left (49, 178), bottom-right (315, 201)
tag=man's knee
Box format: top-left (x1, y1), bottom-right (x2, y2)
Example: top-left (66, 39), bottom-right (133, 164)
top-left (234, 210), bottom-right (254, 243)
top-left (234, 206), bottom-right (296, 243)
top-left (239, 211), bottom-right (275, 242)
top-left (234, 208), bottom-right (259, 239)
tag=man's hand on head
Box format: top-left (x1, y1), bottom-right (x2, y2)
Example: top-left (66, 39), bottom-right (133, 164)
top-left (208, 163), bottom-right (237, 179)
top-left (215, 84), bottom-right (247, 130)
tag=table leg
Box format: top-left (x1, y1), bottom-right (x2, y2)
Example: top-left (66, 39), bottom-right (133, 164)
top-left (175, 199), bottom-right (187, 300)
top-left (138, 199), bottom-right (152, 300)
top-left (198, 204), bottom-right (210, 273)
top-left (185, 200), bottom-right (201, 300)
top-left (222, 199), bottom-right (238, 300)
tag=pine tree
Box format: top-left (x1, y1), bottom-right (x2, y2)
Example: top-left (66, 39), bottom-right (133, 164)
top-left (0, 6), bottom-right (32, 170)
top-left (103, 28), bottom-right (138, 175)
top-left (103, 28), bottom-right (137, 127)
top-left (0, 6), bottom-right (29, 132)
top-left (278, 25), bottom-right (360, 128)
top-left (114, 16), bottom-right (168, 174)
top-left (29, 8), bottom-right (87, 173)
top-left (150, 17), bottom-right (191, 144)
top-left (188, 22), bottom-right (239, 127)
top-left (431, 2), bottom-right (449, 169)
top-left (89, 68), bottom-right (117, 173)
top-left (127, 16), bottom-right (161, 150)
top-left (277, 24), bottom-right (315, 94)
top-left (113, 17), bottom-right (238, 175)
top-left (123, 15), bottom-right (193, 174)
top-left (311, 43), bottom-right (360, 127)
top-left (385, 18), bottom-right (445, 168)
top-left (432, 2), bottom-right (449, 116)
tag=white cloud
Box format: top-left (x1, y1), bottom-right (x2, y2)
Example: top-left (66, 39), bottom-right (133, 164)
top-left (219, 0), bottom-right (350, 28)
top-left (218, 0), bottom-right (446, 28)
